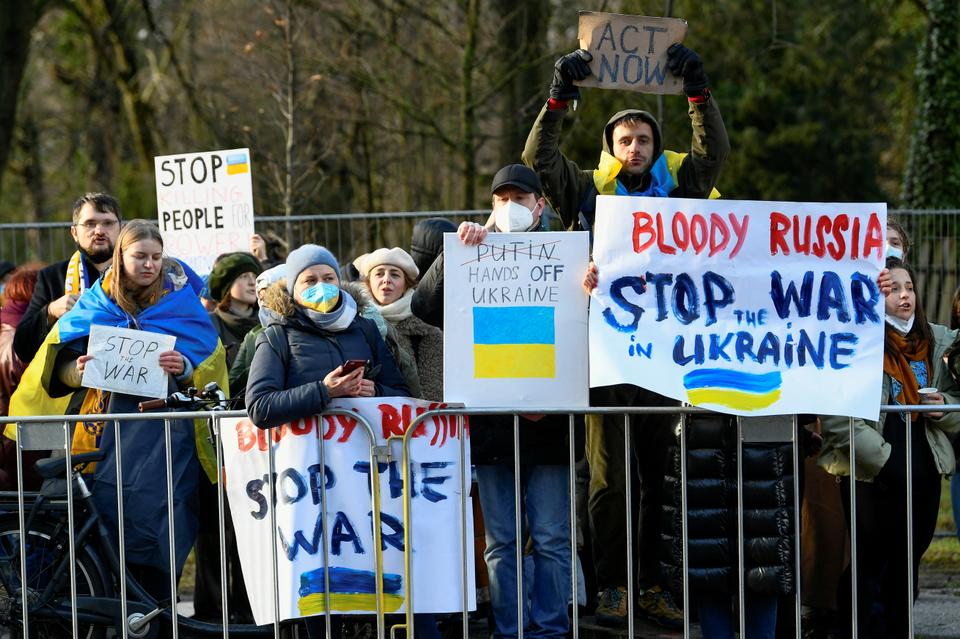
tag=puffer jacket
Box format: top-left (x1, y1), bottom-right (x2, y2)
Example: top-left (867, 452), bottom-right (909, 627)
top-left (410, 217), bottom-right (457, 277)
top-left (660, 414), bottom-right (794, 599)
top-left (522, 98), bottom-right (729, 232)
top-left (819, 322), bottom-right (960, 480)
top-left (245, 283), bottom-right (409, 430)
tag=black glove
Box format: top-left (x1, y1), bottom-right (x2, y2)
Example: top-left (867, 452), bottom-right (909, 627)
top-left (550, 49), bottom-right (593, 101)
top-left (667, 43), bottom-right (708, 97)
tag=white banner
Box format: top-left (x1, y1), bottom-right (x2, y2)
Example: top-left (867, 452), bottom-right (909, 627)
top-left (154, 148), bottom-right (255, 274)
top-left (589, 196), bottom-right (887, 420)
top-left (81, 324), bottom-right (175, 398)
top-left (221, 397), bottom-right (474, 625)
top-left (442, 231), bottom-right (591, 408)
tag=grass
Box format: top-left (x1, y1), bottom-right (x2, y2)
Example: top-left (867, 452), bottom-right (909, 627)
top-left (922, 477), bottom-right (960, 570)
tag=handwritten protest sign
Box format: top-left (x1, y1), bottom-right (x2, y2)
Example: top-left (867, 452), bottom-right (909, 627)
top-left (81, 324), bottom-right (176, 399)
top-left (575, 12), bottom-right (687, 95)
top-left (222, 397), bottom-right (474, 625)
top-left (589, 196), bottom-right (887, 420)
top-left (154, 148), bottom-right (255, 274)
top-left (443, 231), bottom-right (590, 408)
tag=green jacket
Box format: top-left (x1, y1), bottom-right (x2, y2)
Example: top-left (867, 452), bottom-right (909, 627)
top-left (521, 98), bottom-right (730, 231)
top-left (229, 324), bottom-right (264, 398)
top-left (819, 323), bottom-right (960, 480)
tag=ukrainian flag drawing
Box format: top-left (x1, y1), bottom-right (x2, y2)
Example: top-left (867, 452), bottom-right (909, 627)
top-left (683, 368), bottom-right (782, 411)
top-left (473, 306), bottom-right (555, 378)
top-left (298, 567), bottom-right (403, 614)
top-left (226, 152), bottom-right (249, 175)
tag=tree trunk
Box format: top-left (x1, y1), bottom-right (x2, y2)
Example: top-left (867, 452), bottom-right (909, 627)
top-left (460, 0), bottom-right (479, 208)
top-left (0, 1), bottom-right (50, 204)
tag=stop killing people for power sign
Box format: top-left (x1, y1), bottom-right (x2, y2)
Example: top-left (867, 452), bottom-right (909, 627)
top-left (154, 148), bottom-right (256, 274)
top-left (81, 324), bottom-right (177, 399)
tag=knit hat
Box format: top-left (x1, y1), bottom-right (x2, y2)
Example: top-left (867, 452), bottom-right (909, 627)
top-left (207, 252), bottom-right (262, 301)
top-left (0, 261), bottom-right (15, 280)
top-left (286, 244), bottom-right (341, 294)
top-left (353, 247), bottom-right (419, 281)
top-left (410, 218), bottom-right (456, 276)
top-left (256, 264), bottom-right (285, 292)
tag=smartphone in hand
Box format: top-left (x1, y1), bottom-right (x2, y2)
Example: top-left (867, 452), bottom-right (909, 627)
top-left (341, 359), bottom-right (368, 375)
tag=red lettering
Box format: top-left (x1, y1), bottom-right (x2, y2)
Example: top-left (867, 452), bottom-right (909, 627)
top-left (769, 212), bottom-right (790, 255)
top-left (792, 215), bottom-right (810, 255)
top-left (690, 215), bottom-right (708, 253)
top-left (290, 416), bottom-right (313, 436)
top-left (727, 214), bottom-right (749, 259)
top-left (322, 415), bottom-right (337, 440)
top-left (334, 415), bottom-right (357, 442)
top-left (655, 214), bottom-right (676, 255)
top-left (812, 217), bottom-right (831, 258)
top-left (236, 420), bottom-right (257, 453)
top-left (708, 213), bottom-right (730, 257)
top-left (379, 403), bottom-right (404, 438)
top-left (863, 213), bottom-right (884, 260)
top-left (632, 212), bottom-right (655, 253)
top-left (271, 423), bottom-right (288, 444)
top-left (671, 212), bottom-right (690, 251)
top-left (851, 217), bottom-right (861, 259)
top-left (828, 214), bottom-right (849, 260)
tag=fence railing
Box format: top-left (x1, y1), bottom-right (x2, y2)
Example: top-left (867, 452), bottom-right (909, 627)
top-left (0, 404), bottom-right (955, 638)
top-left (2, 208), bottom-right (958, 323)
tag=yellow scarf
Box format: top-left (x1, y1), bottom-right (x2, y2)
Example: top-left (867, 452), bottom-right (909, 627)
top-left (64, 250), bottom-right (88, 295)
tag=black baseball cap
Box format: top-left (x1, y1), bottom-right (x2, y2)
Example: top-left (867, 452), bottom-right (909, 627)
top-left (491, 164), bottom-right (542, 196)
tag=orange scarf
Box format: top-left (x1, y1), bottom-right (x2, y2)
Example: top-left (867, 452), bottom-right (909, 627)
top-left (883, 329), bottom-right (929, 419)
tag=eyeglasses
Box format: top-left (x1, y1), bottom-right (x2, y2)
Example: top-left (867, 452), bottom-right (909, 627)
top-left (75, 220), bottom-right (119, 232)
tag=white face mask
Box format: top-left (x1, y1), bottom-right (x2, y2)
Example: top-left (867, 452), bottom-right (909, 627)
top-left (885, 313), bottom-right (915, 335)
top-left (886, 244), bottom-right (904, 261)
top-left (494, 200), bottom-right (537, 233)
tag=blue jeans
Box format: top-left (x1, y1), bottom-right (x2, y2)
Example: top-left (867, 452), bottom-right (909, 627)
top-left (952, 473), bottom-right (960, 541)
top-left (476, 464), bottom-right (571, 638)
top-left (696, 592), bottom-right (778, 639)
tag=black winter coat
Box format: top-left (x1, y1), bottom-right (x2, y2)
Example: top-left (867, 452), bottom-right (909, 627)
top-left (13, 255), bottom-right (100, 363)
top-left (245, 306), bottom-right (409, 430)
top-left (660, 414), bottom-right (795, 599)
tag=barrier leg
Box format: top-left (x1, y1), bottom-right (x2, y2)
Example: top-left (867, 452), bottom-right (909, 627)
top-left (164, 418), bottom-right (179, 639)
top-left (793, 414), bottom-right (802, 639)
top-left (569, 414), bottom-right (579, 639)
top-left (63, 421), bottom-right (79, 638)
top-left (735, 417), bottom-right (745, 639)
top-left (513, 414), bottom-right (524, 639)
top-left (214, 415), bottom-right (229, 639)
top-left (624, 414), bottom-right (634, 637)
top-left (115, 420), bottom-right (129, 639)
top-left (849, 417), bottom-right (858, 639)
top-left (679, 412), bottom-right (690, 639)
top-left (905, 411), bottom-right (915, 639)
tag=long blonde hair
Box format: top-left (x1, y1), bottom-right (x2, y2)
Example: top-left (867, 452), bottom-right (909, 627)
top-left (108, 220), bottom-right (169, 315)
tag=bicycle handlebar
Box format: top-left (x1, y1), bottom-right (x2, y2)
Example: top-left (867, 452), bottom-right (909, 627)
top-left (137, 383), bottom-right (228, 412)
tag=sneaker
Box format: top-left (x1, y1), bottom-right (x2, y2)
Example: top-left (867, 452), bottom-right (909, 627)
top-left (637, 585), bottom-right (684, 629)
top-left (595, 586), bottom-right (628, 628)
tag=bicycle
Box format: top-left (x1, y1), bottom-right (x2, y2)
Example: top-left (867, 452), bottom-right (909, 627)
top-left (0, 383), bottom-right (281, 638)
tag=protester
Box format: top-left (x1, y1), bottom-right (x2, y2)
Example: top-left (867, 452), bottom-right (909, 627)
top-left (886, 218), bottom-right (911, 261)
top-left (14, 193), bottom-right (122, 364)
top-left (194, 250), bottom-right (263, 622)
top-left (0, 267), bottom-right (43, 491)
top-left (244, 244), bottom-right (413, 637)
top-left (354, 247), bottom-right (443, 401)
top-left (0, 261), bottom-right (15, 307)
top-left (410, 217), bottom-right (457, 279)
top-left (659, 414), bottom-right (795, 639)
top-left (526, 43), bottom-right (729, 627)
top-left (460, 164), bottom-right (576, 638)
top-left (14, 219), bottom-right (228, 600)
top-left (229, 264), bottom-right (284, 400)
top-left (207, 252), bottom-right (263, 367)
top-left (819, 258), bottom-right (959, 637)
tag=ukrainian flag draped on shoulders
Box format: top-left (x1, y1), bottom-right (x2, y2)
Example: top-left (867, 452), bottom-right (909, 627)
top-left (593, 150), bottom-right (722, 199)
top-left (8, 260), bottom-right (227, 482)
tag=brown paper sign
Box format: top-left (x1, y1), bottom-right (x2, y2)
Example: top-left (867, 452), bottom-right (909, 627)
top-left (574, 11), bottom-right (688, 95)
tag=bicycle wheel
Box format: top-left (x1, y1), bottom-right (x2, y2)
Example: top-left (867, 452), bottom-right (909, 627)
top-left (0, 516), bottom-right (111, 638)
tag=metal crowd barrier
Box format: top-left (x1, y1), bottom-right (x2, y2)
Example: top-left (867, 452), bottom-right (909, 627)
top-left (1, 404), bottom-right (957, 638)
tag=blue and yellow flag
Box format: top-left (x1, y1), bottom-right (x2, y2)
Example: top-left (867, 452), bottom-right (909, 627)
top-left (8, 262), bottom-right (227, 482)
top-left (472, 306), bottom-right (556, 378)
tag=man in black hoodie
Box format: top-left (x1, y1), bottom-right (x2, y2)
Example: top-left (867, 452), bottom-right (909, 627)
top-left (522, 44), bottom-right (729, 628)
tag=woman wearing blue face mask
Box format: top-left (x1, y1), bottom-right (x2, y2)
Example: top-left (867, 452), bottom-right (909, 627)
top-left (246, 244), bottom-right (409, 430)
top-left (245, 245), bottom-right (409, 639)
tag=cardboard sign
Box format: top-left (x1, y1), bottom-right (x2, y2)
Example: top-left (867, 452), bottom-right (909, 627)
top-left (589, 196), bottom-right (887, 420)
top-left (154, 148), bottom-right (255, 274)
top-left (575, 11), bottom-right (687, 95)
top-left (221, 397), bottom-right (475, 625)
top-left (81, 324), bottom-right (176, 399)
top-left (442, 231), bottom-right (590, 408)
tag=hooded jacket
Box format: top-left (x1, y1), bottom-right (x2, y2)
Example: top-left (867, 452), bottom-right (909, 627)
top-left (245, 282), bottom-right (409, 429)
top-left (522, 99), bottom-right (730, 232)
